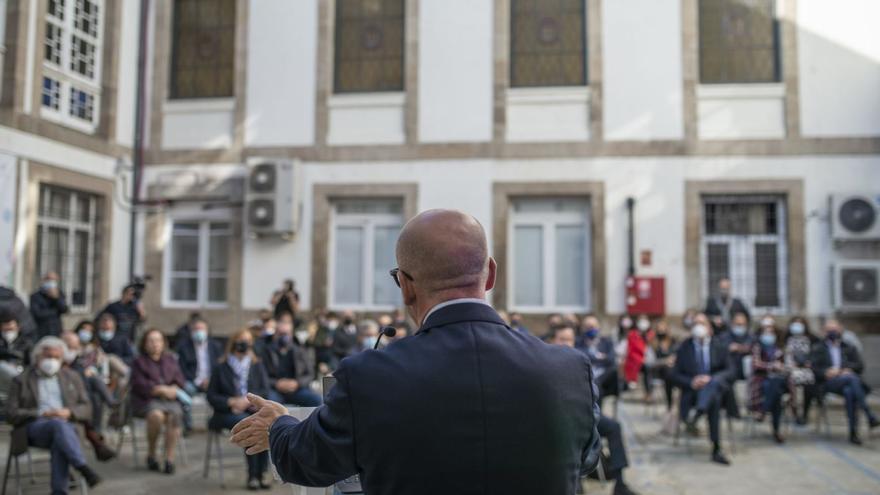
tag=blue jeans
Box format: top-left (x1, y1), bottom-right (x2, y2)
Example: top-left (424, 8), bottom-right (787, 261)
top-left (762, 376), bottom-right (787, 433)
top-left (212, 413), bottom-right (269, 479)
top-left (824, 374), bottom-right (877, 434)
top-left (27, 418), bottom-right (87, 494)
top-left (269, 387), bottom-right (322, 407)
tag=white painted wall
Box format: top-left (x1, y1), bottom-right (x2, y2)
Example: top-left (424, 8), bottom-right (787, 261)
top-left (245, 0), bottom-right (318, 147)
top-left (602, 0), bottom-right (683, 141)
top-left (798, 0), bottom-right (880, 137)
top-left (506, 88), bottom-right (591, 142)
top-left (326, 94), bottom-right (406, 145)
top-left (114, 0), bottom-right (140, 147)
top-left (162, 100), bottom-right (235, 149)
top-left (697, 84), bottom-right (786, 139)
top-left (418, 0), bottom-right (493, 143)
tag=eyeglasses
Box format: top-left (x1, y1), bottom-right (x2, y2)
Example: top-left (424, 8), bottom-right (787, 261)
top-left (389, 268), bottom-right (414, 288)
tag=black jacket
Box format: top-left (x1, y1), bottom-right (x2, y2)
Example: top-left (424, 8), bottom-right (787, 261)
top-left (810, 340), bottom-right (864, 383)
top-left (96, 300), bottom-right (141, 342)
top-left (206, 359), bottom-right (271, 415)
top-left (672, 336), bottom-right (735, 389)
top-left (0, 335), bottom-right (33, 367)
top-left (260, 338), bottom-right (314, 390)
top-left (268, 302), bottom-right (601, 495)
top-left (99, 335), bottom-right (134, 365)
top-left (29, 290), bottom-right (69, 338)
top-left (0, 287), bottom-right (36, 338)
top-left (704, 295), bottom-right (750, 323)
top-left (176, 337), bottom-right (223, 384)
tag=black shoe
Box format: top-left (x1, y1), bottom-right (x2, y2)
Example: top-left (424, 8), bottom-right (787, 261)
top-left (711, 451), bottom-right (731, 466)
top-left (795, 416), bottom-right (807, 426)
top-left (76, 465), bottom-right (101, 488)
top-left (247, 478), bottom-right (260, 491)
top-left (869, 417), bottom-right (880, 430)
top-left (164, 461), bottom-right (175, 475)
top-left (849, 433), bottom-right (863, 446)
top-left (95, 443), bottom-right (117, 462)
top-left (613, 481), bottom-right (640, 495)
top-left (147, 456), bottom-right (160, 472)
top-left (773, 432), bottom-right (785, 444)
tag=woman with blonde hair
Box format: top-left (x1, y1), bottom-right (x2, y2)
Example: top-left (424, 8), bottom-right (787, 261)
top-left (207, 328), bottom-right (272, 490)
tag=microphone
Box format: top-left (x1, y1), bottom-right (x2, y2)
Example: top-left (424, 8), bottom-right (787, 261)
top-left (373, 326), bottom-right (397, 349)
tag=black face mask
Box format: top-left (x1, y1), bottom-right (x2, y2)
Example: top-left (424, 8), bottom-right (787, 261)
top-left (233, 341), bottom-right (250, 353)
top-left (344, 318), bottom-right (353, 326)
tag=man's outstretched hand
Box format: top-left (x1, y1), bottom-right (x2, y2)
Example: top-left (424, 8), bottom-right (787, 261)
top-left (230, 393), bottom-right (289, 455)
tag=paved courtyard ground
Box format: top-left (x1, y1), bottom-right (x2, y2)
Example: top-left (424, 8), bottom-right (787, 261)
top-left (2, 393), bottom-right (879, 495)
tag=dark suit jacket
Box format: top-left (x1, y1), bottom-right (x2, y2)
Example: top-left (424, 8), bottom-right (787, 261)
top-left (99, 335), bottom-right (134, 365)
top-left (269, 302), bottom-right (601, 495)
top-left (6, 367), bottom-right (92, 454)
top-left (176, 337), bottom-right (223, 384)
top-left (260, 338), bottom-right (314, 390)
top-left (0, 334), bottom-right (33, 367)
top-left (575, 336), bottom-right (616, 375)
top-left (671, 336), bottom-right (735, 389)
top-left (704, 295), bottom-right (750, 323)
top-left (206, 359), bottom-right (271, 416)
top-left (29, 290), bottom-right (68, 338)
top-left (810, 340), bottom-right (864, 383)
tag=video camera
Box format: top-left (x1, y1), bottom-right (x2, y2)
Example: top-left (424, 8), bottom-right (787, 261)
top-left (130, 275), bottom-right (151, 300)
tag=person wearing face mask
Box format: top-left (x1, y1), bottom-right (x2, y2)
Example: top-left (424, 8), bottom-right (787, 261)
top-left (810, 319), bottom-right (878, 445)
top-left (95, 313), bottom-right (134, 366)
top-left (357, 320), bottom-right (381, 352)
top-left (651, 320), bottom-right (679, 415)
top-left (719, 311), bottom-right (754, 420)
top-left (672, 312), bottom-right (735, 465)
top-left (29, 272), bottom-right (69, 339)
top-left (260, 312), bottom-right (321, 407)
top-left (0, 312), bottom-right (33, 410)
top-left (7, 336), bottom-right (102, 493)
top-left (576, 315), bottom-right (619, 408)
top-left (207, 328), bottom-right (272, 490)
top-left (782, 317), bottom-right (818, 424)
top-left (331, 309), bottom-right (359, 362)
top-left (96, 284), bottom-right (146, 344)
top-left (748, 325), bottom-right (788, 443)
top-left (623, 315), bottom-right (653, 399)
top-left (704, 277), bottom-right (750, 327)
top-left (176, 317), bottom-right (223, 435)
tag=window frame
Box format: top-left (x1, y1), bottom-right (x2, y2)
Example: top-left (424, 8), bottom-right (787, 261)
top-left (509, 0), bottom-right (588, 89)
top-left (34, 184), bottom-right (98, 314)
top-left (507, 199), bottom-right (592, 314)
top-left (40, 0), bottom-right (104, 133)
top-left (699, 194), bottom-right (789, 314)
top-left (162, 217), bottom-right (231, 309)
top-left (327, 204), bottom-right (403, 311)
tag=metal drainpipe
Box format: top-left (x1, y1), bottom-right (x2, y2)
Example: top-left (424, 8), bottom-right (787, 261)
top-left (128, 0), bottom-right (150, 282)
top-left (626, 197), bottom-right (635, 277)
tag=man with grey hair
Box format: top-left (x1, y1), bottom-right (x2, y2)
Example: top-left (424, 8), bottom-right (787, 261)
top-left (7, 336), bottom-right (101, 493)
top-left (233, 209), bottom-right (601, 494)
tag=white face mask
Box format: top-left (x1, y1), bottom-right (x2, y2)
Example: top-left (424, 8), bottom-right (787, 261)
top-left (761, 318), bottom-right (775, 328)
top-left (39, 357), bottom-right (62, 376)
top-left (789, 322), bottom-right (805, 335)
top-left (637, 320), bottom-right (650, 331)
top-left (63, 349), bottom-right (79, 364)
top-left (78, 330), bottom-right (93, 343)
top-left (295, 330), bottom-right (309, 345)
top-left (692, 324), bottom-right (708, 340)
top-left (731, 325), bottom-right (747, 337)
top-left (3, 331), bottom-right (18, 344)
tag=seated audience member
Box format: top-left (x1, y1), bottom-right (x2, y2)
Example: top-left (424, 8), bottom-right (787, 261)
top-left (61, 332), bottom-right (117, 434)
top-left (173, 312), bottom-right (202, 347)
top-left (76, 319), bottom-right (129, 394)
top-left (634, 315), bottom-right (657, 403)
top-left (784, 316), bottom-right (818, 424)
top-left (176, 316), bottom-right (222, 396)
top-left (576, 315), bottom-right (619, 408)
top-left (0, 286), bottom-right (37, 338)
top-left (261, 312), bottom-right (322, 407)
top-left (331, 310), bottom-right (359, 362)
top-left (391, 308), bottom-right (411, 332)
top-left (0, 312), bottom-right (33, 405)
top-left (810, 319), bottom-right (879, 445)
top-left (651, 319), bottom-right (678, 413)
top-left (358, 320), bottom-right (381, 352)
top-left (509, 312), bottom-right (530, 335)
top-left (96, 313), bottom-right (134, 365)
top-left (720, 311), bottom-right (754, 419)
top-left (672, 312), bottom-right (735, 465)
top-left (623, 315), bottom-right (651, 392)
top-left (313, 311), bottom-right (338, 372)
top-left (749, 324), bottom-right (788, 443)
top-left (7, 336), bottom-right (102, 492)
top-left (550, 325), bottom-right (639, 495)
top-left (616, 315), bottom-right (634, 344)
top-left (130, 328), bottom-right (188, 473)
top-left (207, 328), bottom-right (272, 490)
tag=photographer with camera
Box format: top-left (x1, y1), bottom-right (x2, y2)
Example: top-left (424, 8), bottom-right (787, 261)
top-left (270, 279), bottom-right (300, 321)
top-left (96, 281), bottom-right (146, 344)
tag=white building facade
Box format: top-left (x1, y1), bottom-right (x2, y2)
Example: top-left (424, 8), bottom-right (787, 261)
top-left (0, 0), bottom-right (140, 326)
top-left (130, 0), bottom-right (880, 343)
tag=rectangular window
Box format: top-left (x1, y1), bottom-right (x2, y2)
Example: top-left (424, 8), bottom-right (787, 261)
top-left (698, 0), bottom-right (780, 84)
top-left (34, 184), bottom-right (99, 312)
top-left (166, 220), bottom-right (229, 306)
top-left (333, 0), bottom-right (405, 93)
top-left (701, 195), bottom-right (788, 313)
top-left (510, 0), bottom-right (586, 88)
top-left (170, 0), bottom-right (236, 99)
top-left (509, 198), bottom-right (591, 312)
top-left (40, 0), bottom-right (102, 130)
top-left (330, 199), bottom-right (403, 309)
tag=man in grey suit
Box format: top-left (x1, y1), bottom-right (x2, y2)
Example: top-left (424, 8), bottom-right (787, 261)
top-left (233, 209), bottom-right (601, 495)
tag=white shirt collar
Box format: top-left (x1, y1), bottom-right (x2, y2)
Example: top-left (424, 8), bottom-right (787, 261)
top-left (421, 298), bottom-right (491, 326)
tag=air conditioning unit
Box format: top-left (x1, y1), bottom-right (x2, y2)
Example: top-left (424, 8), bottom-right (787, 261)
top-left (245, 159), bottom-right (298, 237)
top-left (832, 260), bottom-right (880, 312)
top-left (830, 193), bottom-right (880, 241)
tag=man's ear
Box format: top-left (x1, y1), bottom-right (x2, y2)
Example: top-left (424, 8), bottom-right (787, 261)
top-left (401, 275), bottom-right (417, 306)
top-left (485, 258), bottom-right (497, 292)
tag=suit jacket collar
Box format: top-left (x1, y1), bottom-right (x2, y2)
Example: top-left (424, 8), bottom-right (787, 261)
top-left (417, 302), bottom-right (508, 334)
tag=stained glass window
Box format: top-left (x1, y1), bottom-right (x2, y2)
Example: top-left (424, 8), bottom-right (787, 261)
top-left (510, 0), bottom-right (587, 88)
top-left (170, 0), bottom-right (236, 99)
top-left (334, 0), bottom-right (405, 93)
top-left (699, 0), bottom-right (780, 84)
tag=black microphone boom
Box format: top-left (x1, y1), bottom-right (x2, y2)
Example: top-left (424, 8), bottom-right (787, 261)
top-left (373, 326), bottom-right (397, 349)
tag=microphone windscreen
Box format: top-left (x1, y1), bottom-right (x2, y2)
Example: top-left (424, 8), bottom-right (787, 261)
top-left (382, 326), bottom-right (397, 338)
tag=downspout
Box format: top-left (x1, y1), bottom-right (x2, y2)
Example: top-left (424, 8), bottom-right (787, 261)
top-left (129, 0), bottom-right (150, 282)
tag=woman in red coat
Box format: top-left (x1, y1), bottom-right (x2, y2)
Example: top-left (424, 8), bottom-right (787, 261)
top-left (624, 315), bottom-right (654, 393)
